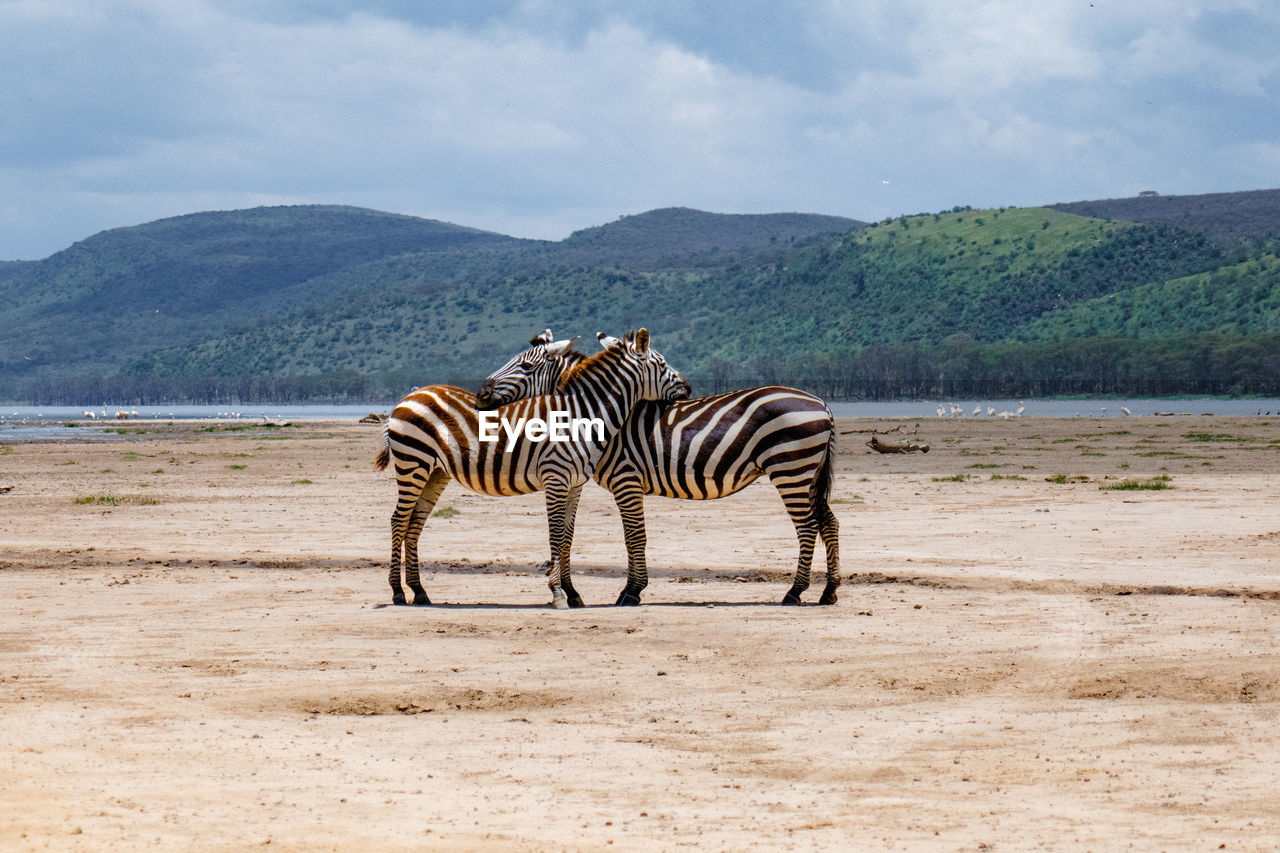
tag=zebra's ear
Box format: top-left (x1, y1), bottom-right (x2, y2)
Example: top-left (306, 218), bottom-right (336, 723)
top-left (597, 332), bottom-right (621, 350)
top-left (530, 329), bottom-right (553, 345)
top-left (633, 328), bottom-right (649, 354)
top-left (546, 336), bottom-right (578, 357)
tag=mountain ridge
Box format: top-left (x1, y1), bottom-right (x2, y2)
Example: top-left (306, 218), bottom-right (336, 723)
top-left (3, 191), bottom-right (1279, 403)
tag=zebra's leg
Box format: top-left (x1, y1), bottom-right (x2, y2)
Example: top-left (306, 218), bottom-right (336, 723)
top-left (403, 470), bottom-right (450, 606)
top-left (776, 483), bottom-right (820, 605)
top-left (557, 484), bottom-right (586, 609)
top-left (544, 480), bottom-right (574, 610)
top-left (610, 477), bottom-right (648, 606)
top-left (388, 465), bottom-right (428, 605)
top-left (817, 506), bottom-right (841, 605)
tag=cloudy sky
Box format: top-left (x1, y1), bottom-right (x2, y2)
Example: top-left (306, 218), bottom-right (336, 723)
top-left (3, 0), bottom-right (1278, 259)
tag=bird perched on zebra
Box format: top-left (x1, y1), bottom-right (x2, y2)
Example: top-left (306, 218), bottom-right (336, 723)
top-left (477, 331), bottom-right (840, 606)
top-left (375, 329), bottom-right (689, 608)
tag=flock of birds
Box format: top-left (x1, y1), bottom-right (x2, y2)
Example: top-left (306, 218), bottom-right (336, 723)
top-left (935, 401), bottom-right (1134, 418)
top-left (1, 410), bottom-right (251, 421)
top-left (936, 401), bottom-right (1028, 419)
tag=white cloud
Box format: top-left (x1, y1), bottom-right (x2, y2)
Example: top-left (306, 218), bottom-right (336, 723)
top-left (1, 0), bottom-right (1278, 258)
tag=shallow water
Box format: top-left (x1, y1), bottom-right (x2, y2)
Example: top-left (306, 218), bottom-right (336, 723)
top-left (2, 398), bottom-right (1278, 442)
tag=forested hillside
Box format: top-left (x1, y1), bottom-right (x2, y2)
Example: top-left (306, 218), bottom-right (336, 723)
top-left (3, 192), bottom-right (1279, 404)
top-left (0, 206), bottom-right (524, 396)
top-left (1050, 189), bottom-right (1280, 244)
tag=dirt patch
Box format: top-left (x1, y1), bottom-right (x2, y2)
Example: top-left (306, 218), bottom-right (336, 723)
top-left (297, 687), bottom-right (573, 716)
top-left (2, 417), bottom-right (1279, 850)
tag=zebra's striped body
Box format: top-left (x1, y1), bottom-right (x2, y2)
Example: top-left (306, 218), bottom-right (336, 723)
top-left (598, 388), bottom-right (839, 604)
top-left (478, 337), bottom-right (840, 605)
top-left (375, 330), bottom-right (688, 607)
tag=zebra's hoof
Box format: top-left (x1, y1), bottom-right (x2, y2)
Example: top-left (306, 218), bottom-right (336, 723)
top-left (567, 593), bottom-right (586, 609)
top-left (392, 591), bottom-right (407, 606)
top-left (615, 591), bottom-right (641, 606)
top-left (412, 593), bottom-right (432, 606)
top-left (818, 589), bottom-right (838, 605)
top-left (781, 591), bottom-right (802, 605)
top-left (552, 591), bottom-right (570, 610)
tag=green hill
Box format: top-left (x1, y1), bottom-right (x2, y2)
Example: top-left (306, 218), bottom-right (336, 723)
top-left (557, 207), bottom-right (863, 266)
top-left (115, 206), bottom-right (1231, 399)
top-left (0, 206), bottom-right (523, 388)
top-left (1024, 253), bottom-right (1280, 340)
top-left (4, 192), bottom-right (1280, 403)
top-left (1050, 189), bottom-right (1280, 244)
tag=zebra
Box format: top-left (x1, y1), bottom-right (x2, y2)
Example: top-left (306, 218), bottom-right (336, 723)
top-left (374, 329), bottom-right (689, 608)
top-left (477, 332), bottom-right (840, 606)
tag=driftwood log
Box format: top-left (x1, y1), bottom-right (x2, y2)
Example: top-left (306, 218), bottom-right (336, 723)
top-left (866, 435), bottom-right (930, 454)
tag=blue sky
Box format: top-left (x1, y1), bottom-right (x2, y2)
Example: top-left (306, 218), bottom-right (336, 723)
top-left (3, 0), bottom-right (1278, 259)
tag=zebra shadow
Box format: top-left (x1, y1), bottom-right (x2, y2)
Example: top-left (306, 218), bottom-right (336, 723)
top-left (374, 600), bottom-right (801, 610)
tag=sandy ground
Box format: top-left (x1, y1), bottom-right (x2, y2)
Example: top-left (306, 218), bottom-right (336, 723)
top-left (1, 414), bottom-right (1278, 851)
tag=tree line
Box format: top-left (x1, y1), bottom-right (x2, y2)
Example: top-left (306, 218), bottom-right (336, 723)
top-left (15, 332), bottom-right (1279, 405)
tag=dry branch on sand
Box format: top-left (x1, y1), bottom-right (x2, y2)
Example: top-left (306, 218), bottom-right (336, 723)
top-left (866, 435), bottom-right (930, 454)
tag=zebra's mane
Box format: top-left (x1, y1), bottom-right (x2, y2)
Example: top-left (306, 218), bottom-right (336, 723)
top-left (555, 343), bottom-right (626, 393)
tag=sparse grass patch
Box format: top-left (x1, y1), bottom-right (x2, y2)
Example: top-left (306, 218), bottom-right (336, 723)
top-left (432, 505), bottom-right (460, 518)
top-left (1046, 473), bottom-right (1090, 484)
top-left (965, 463), bottom-right (1001, 469)
top-left (990, 474), bottom-right (1027, 481)
top-left (1100, 475), bottom-right (1173, 491)
top-left (228, 464), bottom-right (247, 470)
top-left (1183, 432), bottom-right (1252, 442)
top-left (199, 424), bottom-right (256, 433)
top-left (830, 496), bottom-right (864, 504)
top-left (121, 451), bottom-right (142, 461)
top-left (291, 479), bottom-right (314, 485)
top-left (74, 494), bottom-right (161, 506)
top-left (932, 474), bottom-right (970, 482)
top-left (1080, 451), bottom-right (1107, 457)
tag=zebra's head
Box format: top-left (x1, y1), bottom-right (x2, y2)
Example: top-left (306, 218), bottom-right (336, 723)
top-left (591, 329), bottom-right (691, 403)
top-left (475, 330), bottom-right (582, 410)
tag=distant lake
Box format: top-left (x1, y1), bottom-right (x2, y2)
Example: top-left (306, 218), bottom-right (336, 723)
top-left (3, 398), bottom-right (1279, 443)
top-left (827, 398), bottom-right (1280, 419)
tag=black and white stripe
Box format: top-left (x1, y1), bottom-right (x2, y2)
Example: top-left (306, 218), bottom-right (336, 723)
top-left (477, 334), bottom-right (840, 605)
top-left (375, 330), bottom-right (688, 607)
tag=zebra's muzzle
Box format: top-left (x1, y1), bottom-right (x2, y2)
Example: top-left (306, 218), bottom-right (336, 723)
top-left (475, 379), bottom-right (501, 410)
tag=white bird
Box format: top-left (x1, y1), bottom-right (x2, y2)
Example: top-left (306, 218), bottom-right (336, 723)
top-left (973, 405), bottom-right (982, 416)
top-left (1121, 407), bottom-right (1131, 416)
top-left (987, 407), bottom-right (996, 417)
top-left (937, 405), bottom-right (946, 417)
top-left (1016, 401), bottom-right (1025, 416)
top-left (1100, 407), bottom-right (1107, 416)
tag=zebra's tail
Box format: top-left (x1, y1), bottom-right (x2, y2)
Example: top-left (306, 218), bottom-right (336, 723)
top-left (373, 426), bottom-right (391, 471)
top-left (809, 428), bottom-right (837, 519)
